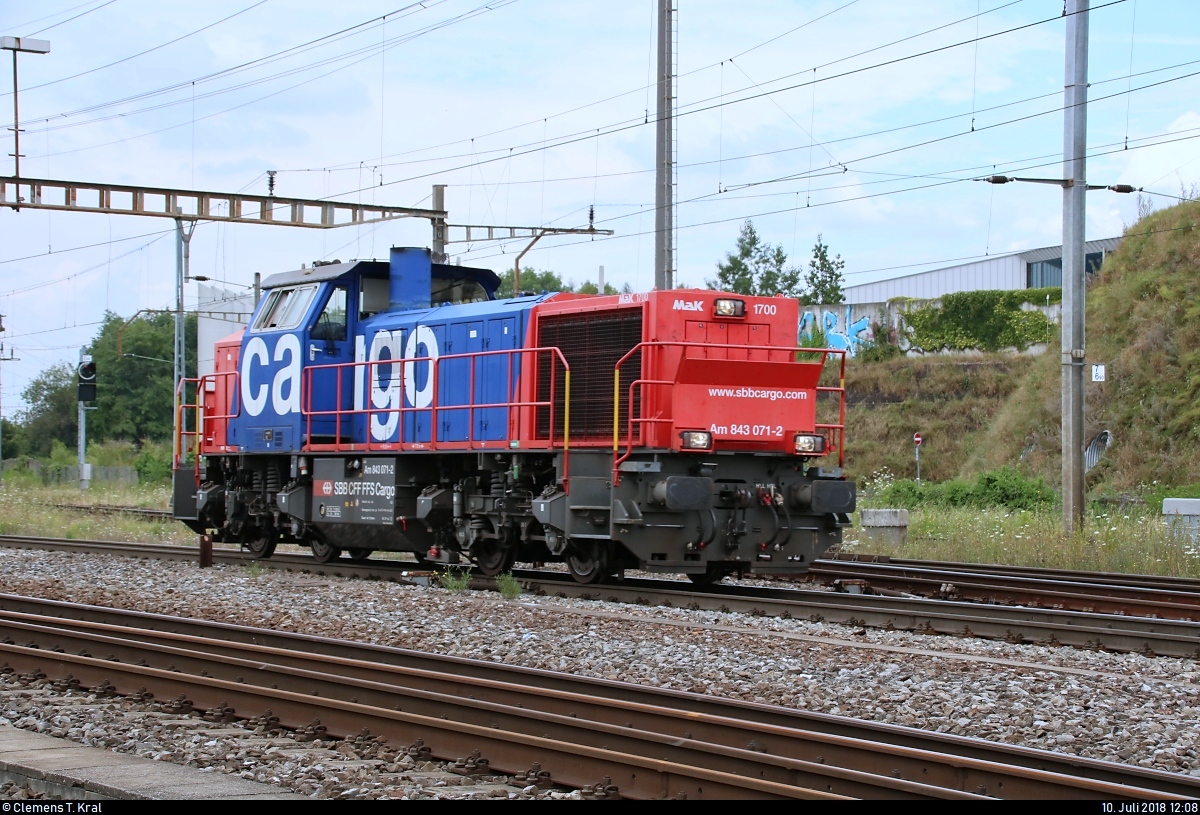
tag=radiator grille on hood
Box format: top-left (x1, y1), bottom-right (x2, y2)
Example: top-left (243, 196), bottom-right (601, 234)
top-left (536, 309), bottom-right (642, 440)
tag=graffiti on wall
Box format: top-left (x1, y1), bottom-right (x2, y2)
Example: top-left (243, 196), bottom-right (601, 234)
top-left (800, 305), bottom-right (874, 356)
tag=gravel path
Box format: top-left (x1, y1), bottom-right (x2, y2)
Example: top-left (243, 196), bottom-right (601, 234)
top-left (0, 547), bottom-right (1197, 797)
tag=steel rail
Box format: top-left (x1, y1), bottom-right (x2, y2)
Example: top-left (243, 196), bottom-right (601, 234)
top-left (509, 570), bottom-right (1200, 659)
top-left (1, 535), bottom-right (1198, 657)
top-left (824, 554), bottom-right (1200, 593)
top-left (39, 504), bottom-right (1200, 598)
top-left (0, 612), bottom-right (955, 799)
top-left (1, 597), bottom-right (1196, 799)
top-left (47, 503), bottom-right (173, 521)
top-left (803, 560), bottom-right (1200, 620)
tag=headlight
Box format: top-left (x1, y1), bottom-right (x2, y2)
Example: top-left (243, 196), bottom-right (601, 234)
top-left (794, 434), bottom-right (827, 455)
top-left (713, 298), bottom-right (745, 317)
top-left (680, 431), bottom-right (713, 449)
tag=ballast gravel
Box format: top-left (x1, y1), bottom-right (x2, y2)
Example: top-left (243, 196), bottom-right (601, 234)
top-left (0, 547), bottom-right (1197, 800)
top-left (0, 678), bottom-right (561, 800)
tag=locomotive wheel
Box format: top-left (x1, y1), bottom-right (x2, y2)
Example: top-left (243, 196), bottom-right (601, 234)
top-left (246, 535), bottom-right (277, 560)
top-left (565, 540), bottom-right (609, 585)
top-left (347, 549), bottom-right (374, 562)
top-left (473, 542), bottom-right (516, 577)
top-left (309, 532), bottom-right (341, 563)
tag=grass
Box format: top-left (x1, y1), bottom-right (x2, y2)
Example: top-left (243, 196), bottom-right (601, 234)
top-left (495, 572), bottom-right (522, 600)
top-left (0, 479), bottom-right (192, 545)
top-left (436, 566), bottom-right (472, 593)
top-left (840, 355), bottom-right (1026, 483)
top-left (850, 466), bottom-right (1200, 576)
top-left (842, 505), bottom-right (1200, 578)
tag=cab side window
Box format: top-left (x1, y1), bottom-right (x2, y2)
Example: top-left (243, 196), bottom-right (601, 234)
top-left (312, 286), bottom-right (348, 342)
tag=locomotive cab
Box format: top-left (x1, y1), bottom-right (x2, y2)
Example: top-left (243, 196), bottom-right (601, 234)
top-left (176, 247), bottom-right (854, 584)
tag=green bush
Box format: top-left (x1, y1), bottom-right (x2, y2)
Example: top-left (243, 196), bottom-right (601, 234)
top-left (134, 441), bottom-right (172, 483)
top-left (855, 320), bottom-right (905, 363)
top-left (437, 566), bottom-right (472, 593)
top-left (938, 479), bottom-right (975, 507)
top-left (495, 572), bottom-right (522, 600)
top-left (904, 290), bottom-right (1056, 353)
top-left (973, 467), bottom-right (1056, 510)
top-left (87, 439), bottom-right (139, 467)
top-left (799, 323), bottom-right (827, 350)
top-left (877, 467), bottom-right (1056, 512)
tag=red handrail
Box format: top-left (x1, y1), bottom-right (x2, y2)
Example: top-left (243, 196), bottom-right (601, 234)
top-left (300, 345), bottom-right (572, 488)
top-left (175, 370), bottom-right (242, 484)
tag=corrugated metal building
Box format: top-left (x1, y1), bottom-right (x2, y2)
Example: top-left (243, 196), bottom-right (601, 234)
top-left (844, 236), bottom-right (1122, 303)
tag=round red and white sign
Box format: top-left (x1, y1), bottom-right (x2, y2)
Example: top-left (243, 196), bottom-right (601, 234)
top-left (913, 433), bottom-right (923, 446)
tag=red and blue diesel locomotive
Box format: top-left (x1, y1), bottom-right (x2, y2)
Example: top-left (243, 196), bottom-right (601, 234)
top-left (172, 247), bottom-right (855, 583)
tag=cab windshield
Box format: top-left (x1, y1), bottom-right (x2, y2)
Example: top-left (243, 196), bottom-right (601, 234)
top-left (252, 285), bottom-right (318, 331)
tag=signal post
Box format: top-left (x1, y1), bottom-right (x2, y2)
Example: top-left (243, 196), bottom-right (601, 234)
top-left (76, 352), bottom-right (96, 491)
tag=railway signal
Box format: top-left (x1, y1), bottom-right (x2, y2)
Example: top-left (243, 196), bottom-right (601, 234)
top-left (76, 351), bottom-right (95, 491)
top-left (76, 358), bottom-right (96, 402)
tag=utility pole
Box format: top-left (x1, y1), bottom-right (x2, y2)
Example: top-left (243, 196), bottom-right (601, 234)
top-left (431, 184), bottom-right (447, 263)
top-left (1, 36), bottom-right (50, 201)
top-left (0, 316), bottom-right (14, 485)
top-left (1062, 0), bottom-right (1089, 534)
top-left (173, 214), bottom-right (195, 467)
top-left (77, 348), bottom-right (90, 491)
top-left (654, 0), bottom-right (676, 291)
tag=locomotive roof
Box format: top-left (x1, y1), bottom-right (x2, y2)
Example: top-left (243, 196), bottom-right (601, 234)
top-left (261, 259), bottom-right (503, 292)
top-left (260, 260), bottom-right (383, 289)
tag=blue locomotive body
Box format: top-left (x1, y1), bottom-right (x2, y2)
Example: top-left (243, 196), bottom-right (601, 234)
top-left (225, 247), bottom-right (554, 454)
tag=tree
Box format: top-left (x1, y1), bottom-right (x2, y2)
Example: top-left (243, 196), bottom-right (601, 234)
top-left (86, 310), bottom-right (195, 444)
top-left (495, 268), bottom-right (632, 298)
top-left (707, 220), bottom-right (802, 297)
top-left (18, 362), bottom-right (77, 457)
top-left (576, 280), bottom-right (624, 295)
top-left (495, 267), bottom-right (572, 299)
top-left (802, 233), bottom-right (846, 305)
top-left (0, 417), bottom-right (26, 461)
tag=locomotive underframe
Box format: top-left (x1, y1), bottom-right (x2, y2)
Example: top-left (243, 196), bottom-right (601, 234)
top-left (175, 447), bottom-right (854, 583)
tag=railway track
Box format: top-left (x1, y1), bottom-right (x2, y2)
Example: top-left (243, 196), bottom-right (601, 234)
top-left (825, 553), bottom-right (1200, 594)
top-left (48, 503), bottom-right (173, 521)
top-left (51, 502), bottom-right (1200, 611)
top-left (805, 557), bottom-right (1200, 621)
top-left (1, 594), bottom-right (1196, 800)
top-left (1, 534), bottom-right (1198, 659)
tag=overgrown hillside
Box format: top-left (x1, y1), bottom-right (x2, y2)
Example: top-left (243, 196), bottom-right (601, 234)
top-left (840, 355), bottom-right (1025, 482)
top-left (971, 199), bottom-right (1200, 493)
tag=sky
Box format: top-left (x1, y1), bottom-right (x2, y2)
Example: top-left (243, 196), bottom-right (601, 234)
top-left (0, 0), bottom-right (1197, 414)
